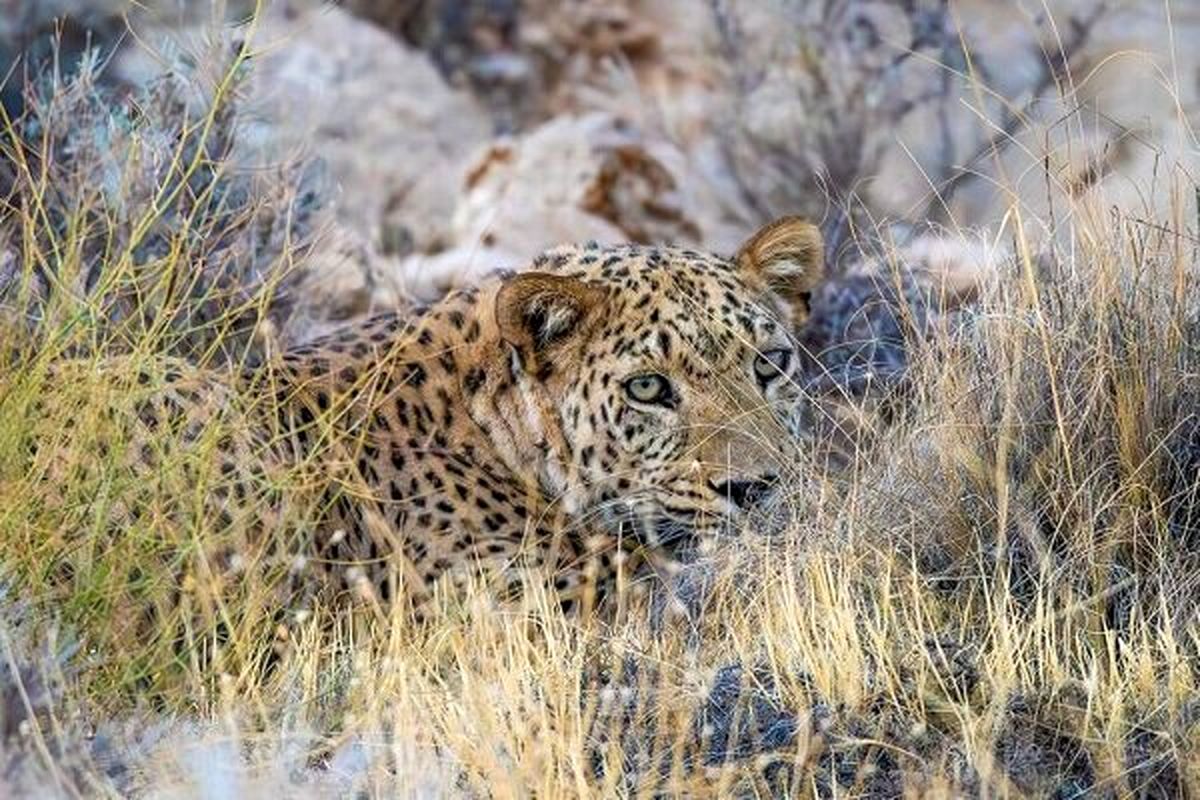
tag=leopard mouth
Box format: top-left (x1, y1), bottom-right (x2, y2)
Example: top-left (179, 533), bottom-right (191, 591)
top-left (597, 503), bottom-right (700, 553)
top-left (589, 491), bottom-right (742, 555)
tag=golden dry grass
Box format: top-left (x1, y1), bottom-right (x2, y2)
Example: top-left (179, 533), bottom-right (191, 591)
top-left (0, 10), bottom-right (1198, 798)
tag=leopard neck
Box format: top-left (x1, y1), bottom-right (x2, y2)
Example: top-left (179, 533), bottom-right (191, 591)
top-left (455, 285), bottom-right (581, 516)
top-left (273, 282), bottom-right (579, 522)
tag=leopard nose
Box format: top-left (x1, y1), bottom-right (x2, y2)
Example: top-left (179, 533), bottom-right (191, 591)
top-left (709, 474), bottom-right (778, 510)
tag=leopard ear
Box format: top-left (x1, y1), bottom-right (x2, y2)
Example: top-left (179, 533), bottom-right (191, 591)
top-left (495, 272), bottom-right (605, 360)
top-left (736, 216), bottom-right (825, 320)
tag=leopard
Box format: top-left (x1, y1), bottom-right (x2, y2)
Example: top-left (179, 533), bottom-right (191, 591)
top-left (35, 216), bottom-right (825, 620)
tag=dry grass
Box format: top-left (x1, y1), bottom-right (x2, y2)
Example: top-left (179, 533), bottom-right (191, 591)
top-left (0, 8), bottom-right (1198, 799)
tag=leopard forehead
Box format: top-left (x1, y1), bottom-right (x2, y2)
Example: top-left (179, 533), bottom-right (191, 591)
top-left (532, 242), bottom-right (788, 354)
top-left (534, 241), bottom-right (733, 284)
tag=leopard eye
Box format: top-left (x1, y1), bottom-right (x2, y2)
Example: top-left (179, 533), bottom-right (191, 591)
top-left (753, 348), bottom-right (792, 382)
top-left (625, 374), bottom-right (674, 406)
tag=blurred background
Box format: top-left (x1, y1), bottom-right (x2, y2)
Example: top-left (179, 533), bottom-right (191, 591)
top-left (1, 0), bottom-right (1196, 336)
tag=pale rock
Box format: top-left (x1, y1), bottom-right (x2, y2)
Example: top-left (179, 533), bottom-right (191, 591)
top-left (239, 3), bottom-right (490, 255)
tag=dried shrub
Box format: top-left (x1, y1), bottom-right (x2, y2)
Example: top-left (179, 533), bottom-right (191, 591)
top-left (0, 30), bottom-right (324, 364)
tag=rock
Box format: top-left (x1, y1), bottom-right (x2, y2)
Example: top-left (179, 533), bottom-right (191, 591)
top-left (388, 111), bottom-right (740, 300)
top-left (236, 3), bottom-right (491, 256)
top-left (873, 1), bottom-right (1200, 228)
top-left (107, 3), bottom-right (494, 338)
top-left (279, 220), bottom-right (412, 346)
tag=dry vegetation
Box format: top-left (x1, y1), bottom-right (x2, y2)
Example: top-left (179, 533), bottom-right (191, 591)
top-left (0, 1), bottom-right (1197, 797)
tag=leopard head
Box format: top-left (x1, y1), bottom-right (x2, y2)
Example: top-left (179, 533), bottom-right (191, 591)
top-left (493, 217), bottom-right (824, 548)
